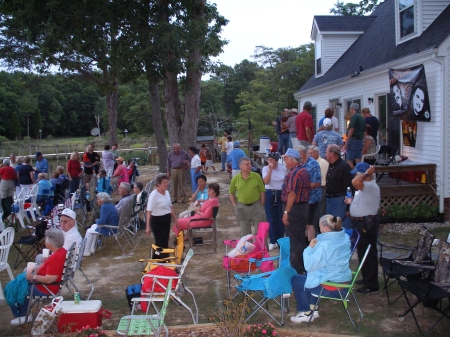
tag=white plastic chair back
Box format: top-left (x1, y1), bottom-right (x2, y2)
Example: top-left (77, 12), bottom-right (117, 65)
top-left (0, 227), bottom-right (15, 300)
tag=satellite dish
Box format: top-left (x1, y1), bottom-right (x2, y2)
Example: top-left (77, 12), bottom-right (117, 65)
top-left (91, 127), bottom-right (100, 136)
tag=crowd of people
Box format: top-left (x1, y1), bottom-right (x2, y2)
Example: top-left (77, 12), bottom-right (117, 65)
top-left (1, 114), bottom-right (383, 326)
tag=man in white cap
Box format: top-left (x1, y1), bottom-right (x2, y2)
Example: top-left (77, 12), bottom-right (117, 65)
top-left (34, 208), bottom-right (82, 265)
top-left (59, 208), bottom-right (83, 251)
top-left (312, 118), bottom-right (343, 158)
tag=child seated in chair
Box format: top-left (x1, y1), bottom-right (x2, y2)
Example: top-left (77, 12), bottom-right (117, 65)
top-left (96, 169), bottom-right (112, 195)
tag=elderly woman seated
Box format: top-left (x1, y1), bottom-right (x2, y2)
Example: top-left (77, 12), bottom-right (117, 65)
top-left (290, 215), bottom-right (351, 324)
top-left (6, 229), bottom-right (67, 325)
top-left (173, 182), bottom-right (219, 235)
top-left (84, 192), bottom-right (119, 256)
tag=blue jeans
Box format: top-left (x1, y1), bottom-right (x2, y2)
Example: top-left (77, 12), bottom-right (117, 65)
top-left (190, 168), bottom-right (201, 194)
top-left (221, 152), bottom-right (227, 170)
top-left (291, 274), bottom-right (347, 311)
top-left (264, 190), bottom-right (284, 244)
top-left (277, 133), bottom-right (290, 155)
top-left (10, 284), bottom-right (49, 317)
top-left (69, 177), bottom-right (80, 193)
top-left (326, 196), bottom-right (352, 229)
top-left (346, 138), bottom-right (363, 161)
top-left (289, 132), bottom-right (297, 148)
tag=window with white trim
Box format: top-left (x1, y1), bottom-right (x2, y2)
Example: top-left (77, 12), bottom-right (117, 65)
top-left (315, 40), bottom-right (322, 76)
top-left (399, 0), bottom-right (415, 38)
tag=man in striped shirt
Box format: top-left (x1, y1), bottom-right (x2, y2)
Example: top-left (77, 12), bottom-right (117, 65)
top-left (281, 148), bottom-right (311, 274)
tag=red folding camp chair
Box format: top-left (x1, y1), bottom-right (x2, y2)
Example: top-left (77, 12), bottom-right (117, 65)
top-left (222, 222), bottom-right (274, 298)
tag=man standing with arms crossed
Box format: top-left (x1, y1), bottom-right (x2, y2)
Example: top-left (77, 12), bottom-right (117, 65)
top-left (281, 148), bottom-right (310, 274)
top-left (229, 157), bottom-right (266, 236)
top-left (295, 101), bottom-right (314, 148)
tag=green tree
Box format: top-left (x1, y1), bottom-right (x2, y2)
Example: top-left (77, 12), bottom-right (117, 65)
top-left (17, 90), bottom-right (39, 137)
top-left (116, 0), bottom-right (228, 172)
top-left (330, 0), bottom-right (381, 16)
top-left (234, 44), bottom-right (315, 140)
top-left (0, 0), bottom-right (121, 144)
top-left (9, 111), bottom-right (21, 139)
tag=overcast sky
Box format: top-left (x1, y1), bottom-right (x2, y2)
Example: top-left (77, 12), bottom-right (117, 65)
top-left (209, 0), bottom-right (338, 68)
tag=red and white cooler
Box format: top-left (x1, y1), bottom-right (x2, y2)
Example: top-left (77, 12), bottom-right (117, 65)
top-left (57, 300), bottom-right (111, 332)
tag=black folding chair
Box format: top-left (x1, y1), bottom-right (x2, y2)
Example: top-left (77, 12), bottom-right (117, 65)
top-left (379, 227), bottom-right (434, 304)
top-left (12, 219), bottom-right (47, 269)
top-left (1, 196), bottom-right (19, 232)
top-left (398, 241), bottom-right (450, 335)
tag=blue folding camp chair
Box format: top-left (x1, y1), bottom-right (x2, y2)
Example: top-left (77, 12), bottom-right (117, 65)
top-left (234, 237), bottom-right (297, 326)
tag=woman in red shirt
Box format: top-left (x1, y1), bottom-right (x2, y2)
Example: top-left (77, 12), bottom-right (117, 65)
top-left (8, 228), bottom-right (67, 325)
top-left (66, 152), bottom-right (83, 193)
top-left (0, 159), bottom-right (17, 198)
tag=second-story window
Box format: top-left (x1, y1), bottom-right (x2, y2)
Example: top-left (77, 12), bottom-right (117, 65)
top-left (399, 0), bottom-right (414, 38)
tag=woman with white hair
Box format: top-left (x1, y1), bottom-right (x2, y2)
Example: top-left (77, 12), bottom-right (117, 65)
top-left (84, 192), bottom-right (119, 256)
top-left (0, 158), bottom-right (17, 199)
top-left (66, 152), bottom-right (83, 193)
top-left (6, 228), bottom-right (66, 325)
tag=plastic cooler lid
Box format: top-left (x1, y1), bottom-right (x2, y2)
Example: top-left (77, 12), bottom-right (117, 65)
top-left (59, 300), bottom-right (102, 313)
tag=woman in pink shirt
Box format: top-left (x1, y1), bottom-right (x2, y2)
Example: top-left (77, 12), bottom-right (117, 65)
top-left (173, 183), bottom-right (220, 235)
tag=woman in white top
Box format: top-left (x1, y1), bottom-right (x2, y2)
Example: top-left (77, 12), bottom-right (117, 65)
top-left (188, 146), bottom-right (202, 194)
top-left (146, 174), bottom-right (178, 257)
top-left (262, 152), bottom-right (287, 250)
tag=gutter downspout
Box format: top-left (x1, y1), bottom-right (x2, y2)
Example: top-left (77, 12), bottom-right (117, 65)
top-left (431, 53), bottom-right (446, 217)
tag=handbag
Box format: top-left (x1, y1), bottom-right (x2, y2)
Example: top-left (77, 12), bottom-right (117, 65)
top-left (31, 296), bottom-right (64, 336)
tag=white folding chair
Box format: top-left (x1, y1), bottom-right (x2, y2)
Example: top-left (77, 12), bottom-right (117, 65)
top-left (0, 227), bottom-right (15, 300)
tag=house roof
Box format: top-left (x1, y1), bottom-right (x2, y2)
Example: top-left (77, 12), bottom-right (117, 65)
top-left (299, 0), bottom-right (450, 93)
top-left (313, 15), bottom-right (376, 33)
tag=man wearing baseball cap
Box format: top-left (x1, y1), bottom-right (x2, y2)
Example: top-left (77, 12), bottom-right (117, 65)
top-left (312, 118), bottom-right (343, 158)
top-left (348, 163), bottom-right (380, 294)
top-left (295, 101), bottom-right (314, 148)
top-left (226, 141), bottom-right (246, 177)
top-left (59, 208), bottom-right (83, 251)
top-left (34, 152), bottom-right (48, 181)
top-left (281, 148), bottom-right (311, 274)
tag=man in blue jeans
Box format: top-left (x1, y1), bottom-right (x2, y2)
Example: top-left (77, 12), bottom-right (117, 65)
top-left (344, 103), bottom-right (365, 169)
top-left (325, 144), bottom-right (353, 229)
top-left (218, 131), bottom-right (228, 171)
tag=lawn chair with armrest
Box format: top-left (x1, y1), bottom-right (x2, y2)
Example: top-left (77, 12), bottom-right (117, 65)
top-left (398, 241), bottom-right (450, 335)
top-left (379, 226), bottom-right (434, 304)
top-left (308, 244), bottom-right (372, 331)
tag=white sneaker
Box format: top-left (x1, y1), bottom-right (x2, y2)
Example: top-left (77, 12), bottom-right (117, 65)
top-left (290, 310), bottom-right (319, 323)
top-left (268, 243), bottom-right (278, 251)
top-left (83, 252), bottom-right (91, 257)
top-left (10, 314), bottom-right (33, 325)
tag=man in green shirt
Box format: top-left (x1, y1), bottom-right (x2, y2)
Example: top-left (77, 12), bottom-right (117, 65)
top-left (229, 157), bottom-right (266, 236)
top-left (344, 103), bottom-right (365, 168)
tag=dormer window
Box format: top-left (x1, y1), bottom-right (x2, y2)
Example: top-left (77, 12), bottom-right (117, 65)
top-left (399, 0), bottom-right (414, 38)
top-left (315, 39), bottom-right (322, 76)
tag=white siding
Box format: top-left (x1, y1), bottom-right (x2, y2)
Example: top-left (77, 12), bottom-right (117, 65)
top-left (322, 34), bottom-right (361, 75)
top-left (445, 49), bottom-right (450, 199)
top-left (422, 0), bottom-right (449, 32)
top-left (296, 56), bottom-right (448, 197)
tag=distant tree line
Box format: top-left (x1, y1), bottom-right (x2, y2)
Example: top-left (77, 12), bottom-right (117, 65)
top-left (0, 42), bottom-right (315, 144)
